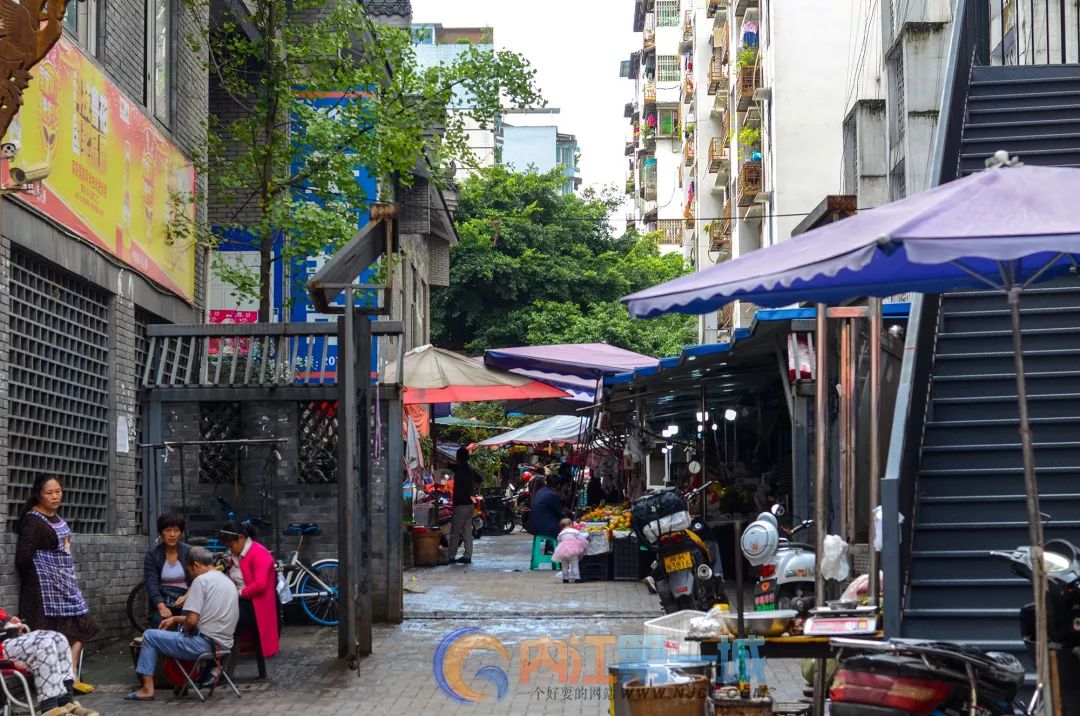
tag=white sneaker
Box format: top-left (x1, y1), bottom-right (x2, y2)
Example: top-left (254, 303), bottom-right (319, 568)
top-left (644, 576), bottom-right (657, 594)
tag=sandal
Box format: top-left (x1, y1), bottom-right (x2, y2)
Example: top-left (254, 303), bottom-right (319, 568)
top-left (123, 691), bottom-right (155, 701)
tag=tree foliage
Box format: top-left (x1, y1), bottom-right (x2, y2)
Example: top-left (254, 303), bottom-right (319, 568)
top-left (431, 167), bottom-right (695, 356)
top-left (179, 0), bottom-right (543, 319)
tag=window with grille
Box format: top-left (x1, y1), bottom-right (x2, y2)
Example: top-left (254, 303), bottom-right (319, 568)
top-left (7, 250), bottom-right (111, 533)
top-left (658, 107), bottom-right (678, 136)
top-left (657, 55), bottom-right (680, 82)
top-left (888, 51), bottom-right (905, 147)
top-left (656, 0), bottom-right (679, 27)
top-left (198, 403), bottom-right (242, 484)
top-left (298, 401), bottom-right (338, 484)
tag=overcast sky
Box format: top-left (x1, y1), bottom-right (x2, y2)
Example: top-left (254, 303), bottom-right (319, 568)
top-left (410, 0), bottom-right (639, 195)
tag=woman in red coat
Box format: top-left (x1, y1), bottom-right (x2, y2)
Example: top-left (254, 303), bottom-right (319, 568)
top-left (220, 521), bottom-right (280, 659)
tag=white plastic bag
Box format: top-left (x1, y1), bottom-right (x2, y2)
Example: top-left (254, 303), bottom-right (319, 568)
top-left (872, 506), bottom-right (904, 552)
top-left (820, 534), bottom-right (850, 581)
top-left (276, 572), bottom-right (293, 605)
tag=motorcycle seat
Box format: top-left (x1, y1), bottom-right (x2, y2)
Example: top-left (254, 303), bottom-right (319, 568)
top-left (284, 522), bottom-right (321, 536)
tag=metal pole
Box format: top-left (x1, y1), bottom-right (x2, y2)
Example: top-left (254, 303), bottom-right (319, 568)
top-left (1007, 284), bottom-right (1051, 715)
top-left (338, 291), bottom-right (356, 661)
top-left (868, 298), bottom-right (882, 607)
top-left (812, 303), bottom-right (829, 716)
top-left (839, 320), bottom-right (853, 543)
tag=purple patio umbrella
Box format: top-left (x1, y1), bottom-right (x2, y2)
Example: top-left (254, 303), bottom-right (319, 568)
top-left (623, 160), bottom-right (1080, 701)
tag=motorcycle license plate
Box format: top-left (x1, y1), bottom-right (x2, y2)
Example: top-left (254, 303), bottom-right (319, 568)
top-left (664, 551), bottom-right (693, 572)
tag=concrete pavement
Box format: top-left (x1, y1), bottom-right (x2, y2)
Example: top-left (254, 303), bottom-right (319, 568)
top-left (75, 532), bottom-right (809, 715)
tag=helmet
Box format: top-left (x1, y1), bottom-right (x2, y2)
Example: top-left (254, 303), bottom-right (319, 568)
top-left (521, 471), bottom-right (533, 480)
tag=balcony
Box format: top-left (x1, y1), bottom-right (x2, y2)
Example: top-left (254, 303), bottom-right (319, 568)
top-left (683, 137), bottom-right (696, 166)
top-left (639, 181), bottom-right (657, 202)
top-left (734, 0), bottom-right (758, 17)
top-left (737, 161), bottom-right (763, 206)
top-left (644, 80), bottom-right (656, 104)
top-left (707, 0), bottom-right (726, 18)
top-left (683, 74), bottom-right (696, 102)
top-left (710, 205), bottom-right (733, 251)
top-left (681, 10), bottom-right (694, 49)
top-left (708, 137), bottom-right (730, 173)
top-left (625, 140), bottom-right (635, 156)
top-left (643, 29), bottom-right (655, 50)
top-left (657, 219), bottom-right (683, 246)
top-left (736, 65), bottom-right (758, 111)
top-left (707, 60), bottom-right (728, 94)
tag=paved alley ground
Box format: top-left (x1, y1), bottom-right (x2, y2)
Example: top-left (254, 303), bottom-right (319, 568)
top-left (76, 532), bottom-right (808, 715)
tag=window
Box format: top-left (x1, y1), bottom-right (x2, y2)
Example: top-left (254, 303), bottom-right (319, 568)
top-left (63, 0), bottom-right (98, 54)
top-left (657, 55), bottom-right (680, 82)
top-left (147, 0), bottom-right (172, 125)
top-left (656, 0), bottom-right (679, 27)
top-left (658, 107), bottom-right (678, 137)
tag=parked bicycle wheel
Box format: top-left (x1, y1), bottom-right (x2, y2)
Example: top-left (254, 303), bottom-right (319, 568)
top-left (126, 582), bottom-right (150, 633)
top-left (297, 560), bottom-right (340, 626)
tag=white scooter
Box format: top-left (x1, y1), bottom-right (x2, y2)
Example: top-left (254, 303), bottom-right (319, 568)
top-left (740, 505), bottom-right (816, 613)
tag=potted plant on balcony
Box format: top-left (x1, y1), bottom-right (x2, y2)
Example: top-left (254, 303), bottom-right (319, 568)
top-left (739, 126), bottom-right (761, 161)
top-left (625, 179), bottom-right (634, 195)
top-left (736, 46), bottom-right (758, 70)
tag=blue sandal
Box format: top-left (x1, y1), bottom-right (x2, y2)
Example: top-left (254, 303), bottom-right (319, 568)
top-left (123, 691), bottom-right (155, 701)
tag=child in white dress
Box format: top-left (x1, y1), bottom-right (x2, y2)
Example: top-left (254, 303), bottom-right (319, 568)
top-left (552, 518), bottom-right (589, 583)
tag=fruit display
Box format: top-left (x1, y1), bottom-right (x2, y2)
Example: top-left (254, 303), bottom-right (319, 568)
top-left (580, 503), bottom-right (628, 523)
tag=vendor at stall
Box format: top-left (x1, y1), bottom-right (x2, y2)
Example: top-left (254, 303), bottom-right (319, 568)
top-left (527, 475), bottom-right (565, 539)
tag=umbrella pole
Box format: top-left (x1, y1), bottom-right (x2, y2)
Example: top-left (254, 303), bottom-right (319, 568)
top-left (812, 303), bottom-right (829, 716)
top-left (1007, 284), bottom-right (1051, 713)
top-left (868, 297), bottom-right (881, 607)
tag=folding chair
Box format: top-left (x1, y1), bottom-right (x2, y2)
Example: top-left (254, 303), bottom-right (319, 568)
top-left (0, 660), bottom-right (36, 716)
top-left (167, 648), bottom-right (241, 703)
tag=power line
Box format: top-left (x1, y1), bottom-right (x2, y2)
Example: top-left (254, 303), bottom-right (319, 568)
top-left (448, 208), bottom-right (874, 225)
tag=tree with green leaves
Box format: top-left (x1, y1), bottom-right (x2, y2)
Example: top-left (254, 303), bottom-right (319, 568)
top-left (179, 0), bottom-right (542, 320)
top-left (431, 166), bottom-right (696, 356)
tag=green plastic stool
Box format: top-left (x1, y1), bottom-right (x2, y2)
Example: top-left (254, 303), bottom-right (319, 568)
top-left (530, 535), bottom-right (559, 571)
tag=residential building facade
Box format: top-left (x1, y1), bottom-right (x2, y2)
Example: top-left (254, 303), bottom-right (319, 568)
top-left (625, 0), bottom-right (852, 341)
top-left (0, 0), bottom-right (209, 635)
top-left (498, 108), bottom-right (581, 194)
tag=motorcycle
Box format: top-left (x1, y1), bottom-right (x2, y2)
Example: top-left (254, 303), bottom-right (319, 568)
top-left (992, 538), bottom-right (1080, 716)
top-left (740, 505), bottom-right (816, 614)
top-left (829, 638), bottom-right (1027, 716)
top-left (632, 483), bottom-right (727, 614)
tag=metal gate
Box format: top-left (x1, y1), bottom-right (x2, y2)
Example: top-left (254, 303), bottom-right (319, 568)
top-left (6, 249), bottom-right (110, 533)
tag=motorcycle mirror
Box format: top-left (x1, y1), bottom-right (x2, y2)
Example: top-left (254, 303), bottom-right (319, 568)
top-left (770, 504), bottom-right (786, 517)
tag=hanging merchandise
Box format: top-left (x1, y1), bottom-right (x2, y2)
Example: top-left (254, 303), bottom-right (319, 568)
top-left (787, 333), bottom-right (814, 382)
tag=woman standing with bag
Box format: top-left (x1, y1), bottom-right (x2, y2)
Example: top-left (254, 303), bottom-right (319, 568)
top-left (14, 475), bottom-right (99, 694)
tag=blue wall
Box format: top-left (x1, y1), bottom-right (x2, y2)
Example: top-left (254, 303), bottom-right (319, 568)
top-left (501, 125), bottom-right (558, 173)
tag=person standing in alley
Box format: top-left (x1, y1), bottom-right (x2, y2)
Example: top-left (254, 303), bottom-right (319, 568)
top-left (447, 447), bottom-right (478, 565)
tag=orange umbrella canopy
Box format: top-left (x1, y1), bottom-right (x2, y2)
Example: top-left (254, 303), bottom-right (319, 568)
top-left (384, 344), bottom-right (569, 405)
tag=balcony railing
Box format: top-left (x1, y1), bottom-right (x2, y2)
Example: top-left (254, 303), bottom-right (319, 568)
top-left (707, 0), bottom-right (725, 18)
top-left (683, 138), bottom-right (696, 166)
top-left (708, 137), bottom-right (729, 172)
top-left (640, 181), bottom-right (657, 201)
top-left (710, 205), bottom-right (733, 251)
top-left (736, 65), bottom-right (758, 111)
top-left (737, 161), bottom-right (762, 206)
top-left (644, 80), bottom-right (656, 104)
top-left (643, 29), bottom-right (655, 49)
top-left (625, 140), bottom-right (635, 156)
top-left (657, 219), bottom-right (683, 245)
top-left (683, 74), bottom-right (696, 101)
top-left (707, 60), bottom-right (727, 94)
top-left (681, 10), bottom-right (694, 45)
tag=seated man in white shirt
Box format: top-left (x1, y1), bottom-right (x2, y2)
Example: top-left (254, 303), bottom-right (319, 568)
top-left (125, 546), bottom-right (239, 702)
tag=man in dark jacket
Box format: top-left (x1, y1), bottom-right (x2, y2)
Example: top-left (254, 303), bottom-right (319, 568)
top-left (527, 475), bottom-right (565, 539)
top-left (447, 447), bottom-right (479, 564)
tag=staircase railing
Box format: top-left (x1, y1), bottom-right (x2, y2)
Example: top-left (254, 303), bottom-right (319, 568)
top-left (881, 0), bottom-right (976, 637)
top-left (986, 0), bottom-right (1080, 66)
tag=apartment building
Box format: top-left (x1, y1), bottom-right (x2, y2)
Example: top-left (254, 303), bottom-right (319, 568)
top-left (499, 108), bottom-right (581, 194)
top-left (412, 24), bottom-right (500, 180)
top-left (625, 0), bottom-right (851, 341)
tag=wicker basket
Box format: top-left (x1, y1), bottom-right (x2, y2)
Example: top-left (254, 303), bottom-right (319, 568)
top-left (412, 531), bottom-right (441, 566)
top-left (623, 675), bottom-right (709, 716)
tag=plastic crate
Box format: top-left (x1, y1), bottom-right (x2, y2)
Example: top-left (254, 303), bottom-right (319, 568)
top-left (643, 610), bottom-right (706, 656)
top-left (613, 536), bottom-right (648, 581)
top-left (579, 553), bottom-right (611, 581)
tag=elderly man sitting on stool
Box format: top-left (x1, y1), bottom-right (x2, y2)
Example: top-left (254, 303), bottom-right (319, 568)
top-left (125, 546), bottom-right (239, 702)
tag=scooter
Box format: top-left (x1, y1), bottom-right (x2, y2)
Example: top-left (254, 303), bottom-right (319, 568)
top-left (992, 538), bottom-right (1080, 715)
top-left (471, 495), bottom-right (486, 540)
top-left (633, 483), bottom-right (727, 614)
top-left (740, 505), bottom-right (816, 614)
top-left (828, 638), bottom-right (1027, 716)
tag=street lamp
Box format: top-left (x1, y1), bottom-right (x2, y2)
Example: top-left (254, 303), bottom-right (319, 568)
top-left (724, 408), bottom-right (737, 422)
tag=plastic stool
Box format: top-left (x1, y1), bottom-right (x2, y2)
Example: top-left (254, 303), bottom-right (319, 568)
top-left (530, 535), bottom-right (559, 570)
